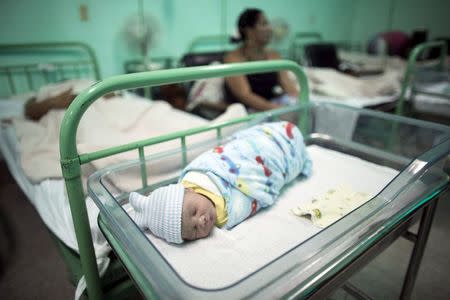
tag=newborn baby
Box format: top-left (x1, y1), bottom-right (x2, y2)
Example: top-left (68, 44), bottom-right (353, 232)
top-left (130, 121), bottom-right (312, 243)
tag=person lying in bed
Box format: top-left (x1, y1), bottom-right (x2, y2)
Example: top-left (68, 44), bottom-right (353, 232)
top-left (224, 8), bottom-right (299, 111)
top-left (129, 121), bottom-right (312, 243)
top-left (24, 79), bottom-right (115, 120)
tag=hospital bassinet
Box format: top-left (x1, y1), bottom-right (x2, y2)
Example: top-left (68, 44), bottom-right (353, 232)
top-left (61, 60), bottom-right (450, 299)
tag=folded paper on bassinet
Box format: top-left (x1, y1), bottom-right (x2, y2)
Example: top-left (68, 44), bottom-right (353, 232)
top-left (292, 184), bottom-right (370, 227)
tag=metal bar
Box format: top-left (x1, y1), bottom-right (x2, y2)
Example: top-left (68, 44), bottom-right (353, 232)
top-left (42, 70), bottom-right (49, 83)
top-left (402, 230), bottom-right (418, 243)
top-left (216, 127), bottom-right (222, 145)
top-left (24, 66), bottom-right (33, 90)
top-left (5, 67), bottom-right (16, 94)
top-left (400, 199), bottom-right (439, 300)
top-left (77, 104), bottom-right (302, 164)
top-left (181, 136), bottom-right (187, 168)
top-left (0, 60), bottom-right (92, 70)
top-left (74, 64), bottom-right (81, 78)
top-left (63, 174), bottom-right (103, 300)
top-left (58, 64), bottom-right (65, 80)
top-left (0, 42), bottom-right (101, 80)
top-left (138, 147), bottom-right (148, 188)
top-left (341, 283), bottom-right (374, 300)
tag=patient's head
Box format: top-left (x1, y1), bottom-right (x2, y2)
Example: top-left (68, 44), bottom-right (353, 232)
top-left (181, 188), bottom-right (216, 241)
top-left (237, 8), bottom-right (272, 46)
top-left (129, 184), bottom-right (216, 244)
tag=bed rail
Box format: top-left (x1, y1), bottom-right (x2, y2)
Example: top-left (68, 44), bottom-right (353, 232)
top-left (290, 32), bottom-right (323, 63)
top-left (59, 59), bottom-right (309, 299)
top-left (0, 42), bottom-right (100, 97)
top-left (186, 34), bottom-right (235, 53)
top-left (396, 40), bottom-right (448, 116)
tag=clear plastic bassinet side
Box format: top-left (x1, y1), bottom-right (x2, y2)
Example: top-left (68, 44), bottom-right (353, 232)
top-left (88, 103), bottom-right (449, 299)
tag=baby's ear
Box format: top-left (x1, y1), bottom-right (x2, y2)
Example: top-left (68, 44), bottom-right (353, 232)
top-left (129, 192), bottom-right (147, 212)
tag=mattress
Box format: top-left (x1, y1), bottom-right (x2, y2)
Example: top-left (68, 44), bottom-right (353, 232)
top-left (125, 145), bottom-right (399, 289)
top-left (413, 82), bottom-right (450, 116)
top-left (0, 124), bottom-right (108, 255)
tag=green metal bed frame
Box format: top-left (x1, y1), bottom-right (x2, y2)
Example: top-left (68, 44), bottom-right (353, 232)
top-left (395, 40), bottom-right (448, 116)
top-left (289, 32), bottom-right (323, 64)
top-left (186, 34), bottom-right (235, 54)
top-left (60, 60), bottom-right (309, 299)
top-left (0, 42), bottom-right (129, 296)
top-left (0, 42), bottom-right (100, 97)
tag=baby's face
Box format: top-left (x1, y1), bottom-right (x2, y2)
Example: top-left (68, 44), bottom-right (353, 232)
top-left (181, 189), bottom-right (216, 241)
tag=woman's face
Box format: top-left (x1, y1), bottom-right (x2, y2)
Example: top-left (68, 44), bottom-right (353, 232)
top-left (247, 13), bottom-right (272, 45)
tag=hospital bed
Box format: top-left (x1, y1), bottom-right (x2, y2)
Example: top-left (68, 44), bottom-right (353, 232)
top-left (289, 32), bottom-right (324, 65)
top-left (0, 42), bottom-right (139, 298)
top-left (395, 40), bottom-right (449, 122)
top-left (58, 60), bottom-right (450, 299)
top-left (0, 42), bottom-right (100, 97)
top-left (0, 41), bottom-right (253, 299)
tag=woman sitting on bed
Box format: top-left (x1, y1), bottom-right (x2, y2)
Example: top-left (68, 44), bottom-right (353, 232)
top-left (224, 8), bottom-right (298, 111)
top-left (129, 121), bottom-right (312, 243)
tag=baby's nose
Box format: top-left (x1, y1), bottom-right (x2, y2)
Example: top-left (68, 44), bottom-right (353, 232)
top-left (199, 214), bottom-right (208, 226)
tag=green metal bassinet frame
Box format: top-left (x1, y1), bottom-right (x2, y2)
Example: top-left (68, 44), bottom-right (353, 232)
top-left (0, 42), bottom-right (100, 97)
top-left (395, 40), bottom-right (448, 116)
top-left (60, 57), bottom-right (450, 299)
top-left (59, 60), bottom-right (309, 299)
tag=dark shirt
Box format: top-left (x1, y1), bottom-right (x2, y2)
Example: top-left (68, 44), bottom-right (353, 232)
top-left (224, 72), bottom-right (279, 107)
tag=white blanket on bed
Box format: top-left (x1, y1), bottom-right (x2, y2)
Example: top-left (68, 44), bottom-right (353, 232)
top-left (12, 96), bottom-right (247, 182)
top-left (305, 67), bottom-right (403, 99)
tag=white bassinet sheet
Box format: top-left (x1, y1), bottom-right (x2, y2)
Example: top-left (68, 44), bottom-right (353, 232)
top-left (126, 145), bottom-right (399, 289)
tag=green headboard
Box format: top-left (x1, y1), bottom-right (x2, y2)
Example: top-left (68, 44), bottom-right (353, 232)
top-left (0, 42), bottom-right (100, 97)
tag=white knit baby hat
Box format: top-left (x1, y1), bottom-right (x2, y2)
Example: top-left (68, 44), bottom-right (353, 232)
top-left (129, 183), bottom-right (185, 244)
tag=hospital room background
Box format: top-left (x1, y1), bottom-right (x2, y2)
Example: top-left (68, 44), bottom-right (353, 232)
top-left (0, 0), bottom-right (449, 299)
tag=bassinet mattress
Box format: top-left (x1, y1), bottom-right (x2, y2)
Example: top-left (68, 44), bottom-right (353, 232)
top-left (125, 145), bottom-right (399, 289)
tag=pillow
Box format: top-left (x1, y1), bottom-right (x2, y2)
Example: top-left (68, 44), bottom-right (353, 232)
top-left (187, 62), bottom-right (225, 111)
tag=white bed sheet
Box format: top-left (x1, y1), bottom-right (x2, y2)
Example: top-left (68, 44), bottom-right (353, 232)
top-left (0, 124), bottom-right (109, 255)
top-left (413, 82), bottom-right (450, 116)
top-left (129, 145), bottom-right (399, 290)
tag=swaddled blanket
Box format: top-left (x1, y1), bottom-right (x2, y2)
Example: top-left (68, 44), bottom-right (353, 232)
top-left (180, 121), bottom-right (312, 229)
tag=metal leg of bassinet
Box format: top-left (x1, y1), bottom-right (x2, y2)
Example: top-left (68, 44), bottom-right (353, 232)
top-left (341, 282), bottom-right (374, 300)
top-left (399, 197), bottom-right (439, 300)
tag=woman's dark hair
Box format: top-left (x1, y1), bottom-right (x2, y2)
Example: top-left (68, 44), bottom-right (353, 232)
top-left (231, 8), bottom-right (263, 43)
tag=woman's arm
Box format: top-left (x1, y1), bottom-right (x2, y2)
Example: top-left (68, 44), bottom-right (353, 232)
top-left (25, 88), bottom-right (74, 120)
top-left (223, 51), bottom-right (280, 111)
top-left (269, 51), bottom-right (299, 97)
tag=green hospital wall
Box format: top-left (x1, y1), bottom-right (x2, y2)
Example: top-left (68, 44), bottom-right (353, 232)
top-left (0, 0), bottom-right (357, 78)
top-left (352, 0), bottom-right (450, 46)
top-left (0, 0), bottom-right (448, 79)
